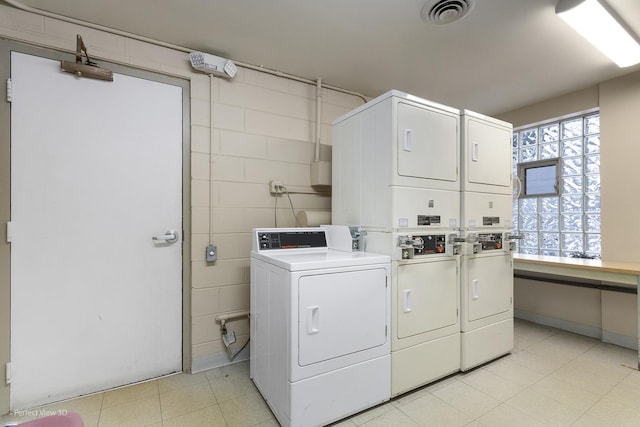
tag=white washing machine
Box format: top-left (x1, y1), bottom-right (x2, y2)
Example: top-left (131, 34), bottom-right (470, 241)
top-left (250, 227), bottom-right (391, 427)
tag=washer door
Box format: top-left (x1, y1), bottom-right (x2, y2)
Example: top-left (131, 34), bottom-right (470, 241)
top-left (298, 268), bottom-right (388, 367)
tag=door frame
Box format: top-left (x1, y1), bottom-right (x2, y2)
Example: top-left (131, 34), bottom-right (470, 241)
top-left (0, 39), bottom-right (192, 414)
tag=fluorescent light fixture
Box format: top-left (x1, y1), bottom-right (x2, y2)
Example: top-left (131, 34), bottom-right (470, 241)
top-left (556, 0), bottom-right (640, 67)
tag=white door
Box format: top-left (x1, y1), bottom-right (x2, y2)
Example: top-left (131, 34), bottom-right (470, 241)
top-left (464, 254), bottom-right (513, 322)
top-left (465, 117), bottom-right (512, 188)
top-left (396, 259), bottom-right (458, 339)
top-left (396, 102), bottom-right (458, 182)
top-left (297, 268), bottom-right (388, 366)
top-left (10, 52), bottom-right (183, 409)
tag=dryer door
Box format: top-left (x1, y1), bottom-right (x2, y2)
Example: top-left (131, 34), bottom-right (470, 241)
top-left (396, 258), bottom-right (458, 339)
top-left (465, 253), bottom-right (512, 322)
top-left (298, 267), bottom-right (388, 367)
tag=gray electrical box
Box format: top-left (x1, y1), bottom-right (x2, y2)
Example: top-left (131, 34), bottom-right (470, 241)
top-left (206, 245), bottom-right (217, 262)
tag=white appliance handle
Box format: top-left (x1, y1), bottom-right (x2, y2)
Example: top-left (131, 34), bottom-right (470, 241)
top-left (472, 280), bottom-right (479, 300)
top-left (307, 305), bottom-right (320, 334)
top-left (403, 129), bottom-right (413, 152)
top-left (472, 142), bottom-right (479, 162)
top-left (403, 290), bottom-right (412, 313)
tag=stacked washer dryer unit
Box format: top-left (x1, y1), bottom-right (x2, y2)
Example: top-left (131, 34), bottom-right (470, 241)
top-left (459, 110), bottom-right (515, 371)
top-left (332, 90), bottom-right (463, 397)
top-left (250, 227), bottom-right (391, 427)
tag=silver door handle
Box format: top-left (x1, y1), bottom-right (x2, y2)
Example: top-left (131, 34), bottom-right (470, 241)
top-left (153, 230), bottom-right (179, 244)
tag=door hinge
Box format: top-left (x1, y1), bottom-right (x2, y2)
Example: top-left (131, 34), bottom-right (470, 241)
top-left (6, 221), bottom-right (13, 243)
top-left (6, 78), bottom-right (12, 102)
top-left (5, 362), bottom-right (10, 385)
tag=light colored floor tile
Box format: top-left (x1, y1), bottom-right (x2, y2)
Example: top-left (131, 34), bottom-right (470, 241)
top-left (162, 404), bottom-right (226, 427)
top-left (97, 395), bottom-right (161, 427)
top-left (6, 319), bottom-right (637, 427)
top-left (360, 407), bottom-right (420, 427)
top-left (579, 342), bottom-right (638, 368)
top-left (204, 360), bottom-right (249, 381)
top-left (39, 393), bottom-right (105, 417)
top-left (396, 393), bottom-right (472, 427)
top-left (513, 319), bottom-right (559, 348)
top-left (253, 419), bottom-right (281, 427)
top-left (390, 386), bottom-right (433, 408)
top-left (157, 371), bottom-right (209, 394)
top-left (476, 403), bottom-right (546, 427)
top-left (600, 372), bottom-right (640, 409)
top-left (430, 379), bottom-right (500, 419)
top-left (79, 410), bottom-right (100, 427)
top-left (571, 413), bottom-right (617, 427)
top-left (617, 368), bottom-right (640, 388)
top-left (102, 380), bottom-right (159, 409)
top-left (208, 364), bottom-right (257, 403)
top-left (218, 389), bottom-right (275, 426)
top-left (346, 402), bottom-right (393, 425)
top-left (421, 375), bottom-right (459, 393)
top-left (457, 368), bottom-right (524, 402)
top-left (506, 388), bottom-right (583, 426)
top-left (542, 330), bottom-right (599, 354)
top-left (159, 380), bottom-right (216, 420)
top-left (508, 347), bottom-right (571, 375)
top-left (585, 395), bottom-right (640, 427)
top-left (550, 357), bottom-right (630, 396)
top-left (528, 375), bottom-right (601, 412)
top-left (483, 356), bottom-right (545, 388)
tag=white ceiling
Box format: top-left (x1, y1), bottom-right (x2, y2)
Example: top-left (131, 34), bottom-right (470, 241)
top-left (12, 0), bottom-right (640, 115)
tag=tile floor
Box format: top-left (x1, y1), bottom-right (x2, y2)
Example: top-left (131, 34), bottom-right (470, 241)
top-left (2, 319), bottom-right (640, 426)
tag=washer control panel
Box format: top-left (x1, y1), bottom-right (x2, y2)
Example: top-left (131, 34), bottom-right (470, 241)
top-left (257, 230), bottom-right (327, 250)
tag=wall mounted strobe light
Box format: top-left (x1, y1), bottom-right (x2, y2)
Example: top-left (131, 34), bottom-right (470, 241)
top-left (556, 0), bottom-right (640, 67)
top-left (189, 51), bottom-right (237, 78)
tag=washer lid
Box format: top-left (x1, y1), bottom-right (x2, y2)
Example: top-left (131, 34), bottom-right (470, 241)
top-left (251, 249), bottom-right (390, 271)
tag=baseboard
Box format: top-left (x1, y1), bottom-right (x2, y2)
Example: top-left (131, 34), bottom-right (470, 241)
top-left (191, 344), bottom-right (250, 374)
top-left (514, 309), bottom-right (602, 339)
top-left (602, 330), bottom-right (638, 350)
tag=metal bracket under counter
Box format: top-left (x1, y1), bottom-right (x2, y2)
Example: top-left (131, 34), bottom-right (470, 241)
top-left (514, 270), bottom-right (637, 294)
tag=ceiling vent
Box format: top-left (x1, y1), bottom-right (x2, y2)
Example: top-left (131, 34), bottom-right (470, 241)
top-left (421, 0), bottom-right (474, 25)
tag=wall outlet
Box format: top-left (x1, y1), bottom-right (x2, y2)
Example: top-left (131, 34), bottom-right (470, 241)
top-left (269, 180), bottom-right (284, 195)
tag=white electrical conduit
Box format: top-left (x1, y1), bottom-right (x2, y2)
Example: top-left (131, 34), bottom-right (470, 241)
top-left (2, 0), bottom-right (369, 102)
top-left (315, 78), bottom-right (322, 162)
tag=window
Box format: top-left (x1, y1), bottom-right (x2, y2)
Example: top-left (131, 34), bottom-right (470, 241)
top-left (513, 112), bottom-right (601, 258)
top-left (518, 158), bottom-right (560, 197)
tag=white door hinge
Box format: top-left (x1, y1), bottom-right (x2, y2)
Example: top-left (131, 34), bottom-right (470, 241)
top-left (5, 362), bottom-right (10, 385)
top-left (6, 78), bottom-right (12, 102)
top-left (6, 221), bottom-right (13, 243)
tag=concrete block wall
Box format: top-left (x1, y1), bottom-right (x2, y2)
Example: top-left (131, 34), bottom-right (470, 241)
top-left (0, 3), bottom-right (366, 394)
